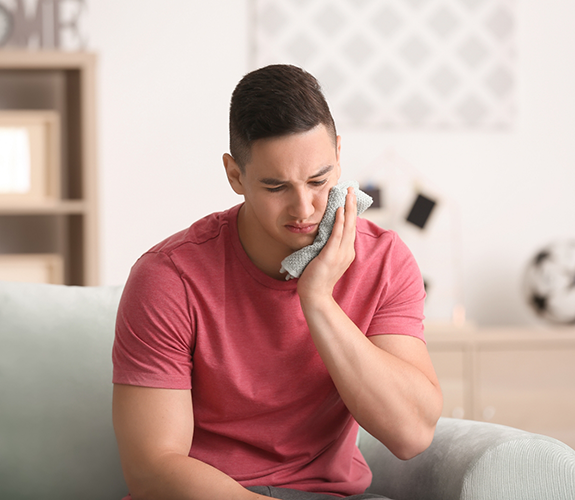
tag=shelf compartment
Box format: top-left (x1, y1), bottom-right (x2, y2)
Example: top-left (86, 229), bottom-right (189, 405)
top-left (0, 253), bottom-right (64, 284)
top-left (0, 110), bottom-right (61, 203)
top-left (0, 52), bottom-right (98, 285)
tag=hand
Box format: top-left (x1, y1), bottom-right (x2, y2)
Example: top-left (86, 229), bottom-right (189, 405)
top-left (297, 187), bottom-right (357, 302)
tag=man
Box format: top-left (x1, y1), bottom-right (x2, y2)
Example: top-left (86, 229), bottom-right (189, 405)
top-left (112, 64), bottom-right (443, 500)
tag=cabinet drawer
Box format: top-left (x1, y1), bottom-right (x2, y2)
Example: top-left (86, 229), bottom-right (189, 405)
top-left (476, 348), bottom-right (575, 448)
top-left (429, 349), bottom-right (469, 419)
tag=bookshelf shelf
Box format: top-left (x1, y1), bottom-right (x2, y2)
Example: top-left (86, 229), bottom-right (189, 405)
top-left (0, 51), bottom-right (98, 285)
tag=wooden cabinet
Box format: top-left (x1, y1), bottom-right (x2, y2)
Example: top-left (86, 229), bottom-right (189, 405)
top-left (426, 325), bottom-right (575, 449)
top-left (0, 51), bottom-right (98, 285)
top-left (428, 349), bottom-right (470, 419)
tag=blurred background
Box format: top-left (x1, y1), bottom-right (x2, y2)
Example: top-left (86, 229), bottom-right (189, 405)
top-left (1, 0), bottom-right (575, 447)
top-left (2, 0), bottom-right (575, 327)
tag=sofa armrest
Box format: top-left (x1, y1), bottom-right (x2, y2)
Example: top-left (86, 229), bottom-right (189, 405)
top-left (0, 281), bottom-right (127, 500)
top-left (358, 417), bottom-right (575, 500)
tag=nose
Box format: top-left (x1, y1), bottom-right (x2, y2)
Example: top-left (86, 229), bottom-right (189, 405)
top-left (288, 187), bottom-right (315, 221)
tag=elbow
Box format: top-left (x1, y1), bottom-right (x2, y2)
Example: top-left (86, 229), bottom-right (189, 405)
top-left (393, 388), bottom-right (443, 460)
top-left (393, 434), bottom-right (434, 461)
top-left (389, 421), bottom-right (438, 461)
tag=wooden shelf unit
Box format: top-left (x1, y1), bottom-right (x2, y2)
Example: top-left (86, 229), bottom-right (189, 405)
top-left (426, 324), bottom-right (575, 450)
top-left (0, 51), bottom-right (98, 285)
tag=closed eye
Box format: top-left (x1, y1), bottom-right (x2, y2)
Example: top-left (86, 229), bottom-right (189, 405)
top-left (310, 180), bottom-right (328, 187)
top-left (265, 179), bottom-right (327, 193)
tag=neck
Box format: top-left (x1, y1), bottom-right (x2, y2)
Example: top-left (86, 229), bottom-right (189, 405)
top-left (237, 205), bottom-right (291, 280)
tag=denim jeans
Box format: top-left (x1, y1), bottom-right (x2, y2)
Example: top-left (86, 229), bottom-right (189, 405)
top-left (247, 486), bottom-right (392, 500)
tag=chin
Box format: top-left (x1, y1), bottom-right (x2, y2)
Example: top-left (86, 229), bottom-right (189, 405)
top-left (290, 236), bottom-right (316, 252)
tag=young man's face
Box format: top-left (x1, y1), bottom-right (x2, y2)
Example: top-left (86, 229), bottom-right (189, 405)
top-left (224, 124), bottom-right (341, 275)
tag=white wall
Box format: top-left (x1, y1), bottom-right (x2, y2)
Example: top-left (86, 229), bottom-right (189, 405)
top-left (89, 0), bottom-right (575, 327)
top-left (89, 0), bottom-right (250, 283)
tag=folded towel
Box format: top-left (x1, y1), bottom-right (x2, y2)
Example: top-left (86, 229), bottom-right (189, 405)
top-left (280, 180), bottom-right (373, 280)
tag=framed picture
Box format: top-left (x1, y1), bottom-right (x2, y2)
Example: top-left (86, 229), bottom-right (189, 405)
top-left (0, 111), bottom-right (60, 203)
top-left (0, 253), bottom-right (64, 284)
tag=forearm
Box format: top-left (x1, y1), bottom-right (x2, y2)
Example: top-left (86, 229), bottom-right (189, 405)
top-left (300, 295), bottom-right (442, 460)
top-left (128, 453), bottom-right (268, 500)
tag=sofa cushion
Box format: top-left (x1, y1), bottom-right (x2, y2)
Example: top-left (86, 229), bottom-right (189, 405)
top-left (0, 281), bottom-right (127, 500)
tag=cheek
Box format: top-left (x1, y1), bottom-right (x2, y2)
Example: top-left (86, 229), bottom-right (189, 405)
top-left (253, 193), bottom-right (283, 220)
top-left (315, 186), bottom-right (332, 210)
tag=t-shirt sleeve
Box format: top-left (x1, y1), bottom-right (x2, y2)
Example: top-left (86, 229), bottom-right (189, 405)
top-left (112, 251), bottom-right (194, 389)
top-left (365, 232), bottom-right (426, 343)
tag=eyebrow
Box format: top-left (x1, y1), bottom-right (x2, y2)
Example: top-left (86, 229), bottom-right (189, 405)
top-left (259, 165), bottom-right (335, 186)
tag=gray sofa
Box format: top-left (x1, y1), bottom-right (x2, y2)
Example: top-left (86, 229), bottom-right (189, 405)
top-left (1, 281), bottom-right (574, 500)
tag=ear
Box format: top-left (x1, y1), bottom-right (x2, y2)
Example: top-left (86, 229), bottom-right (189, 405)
top-left (223, 153), bottom-right (245, 195)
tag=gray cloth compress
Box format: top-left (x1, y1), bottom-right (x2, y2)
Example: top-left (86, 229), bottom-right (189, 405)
top-left (280, 180), bottom-right (373, 280)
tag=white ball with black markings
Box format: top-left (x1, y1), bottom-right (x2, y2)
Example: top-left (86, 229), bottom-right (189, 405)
top-left (524, 241), bottom-right (575, 324)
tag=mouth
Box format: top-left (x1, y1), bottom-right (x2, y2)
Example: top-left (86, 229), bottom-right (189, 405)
top-left (285, 223), bottom-right (318, 234)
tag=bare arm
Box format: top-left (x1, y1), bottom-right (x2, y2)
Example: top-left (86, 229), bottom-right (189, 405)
top-left (297, 189), bottom-right (443, 460)
top-left (112, 384), bottom-right (269, 500)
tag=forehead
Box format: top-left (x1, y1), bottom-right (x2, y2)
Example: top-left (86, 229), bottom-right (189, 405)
top-left (246, 125), bottom-right (338, 178)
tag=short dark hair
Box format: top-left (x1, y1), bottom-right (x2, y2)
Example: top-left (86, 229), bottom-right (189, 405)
top-left (229, 64), bottom-right (337, 170)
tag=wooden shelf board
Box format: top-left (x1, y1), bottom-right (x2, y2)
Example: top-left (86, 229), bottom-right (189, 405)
top-left (426, 326), bottom-right (575, 350)
top-left (0, 199), bottom-right (87, 215)
top-left (0, 51), bottom-right (96, 69)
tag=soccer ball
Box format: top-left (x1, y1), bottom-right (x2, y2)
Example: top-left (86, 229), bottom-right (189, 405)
top-left (523, 241), bottom-right (575, 324)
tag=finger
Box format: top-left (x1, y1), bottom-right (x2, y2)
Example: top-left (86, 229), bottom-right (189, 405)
top-left (344, 187), bottom-right (357, 221)
top-left (341, 187), bottom-right (357, 248)
top-left (330, 205), bottom-right (346, 245)
top-left (319, 206), bottom-right (345, 258)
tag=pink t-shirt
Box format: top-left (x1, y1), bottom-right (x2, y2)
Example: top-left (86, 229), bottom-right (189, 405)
top-left (113, 204), bottom-right (425, 497)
